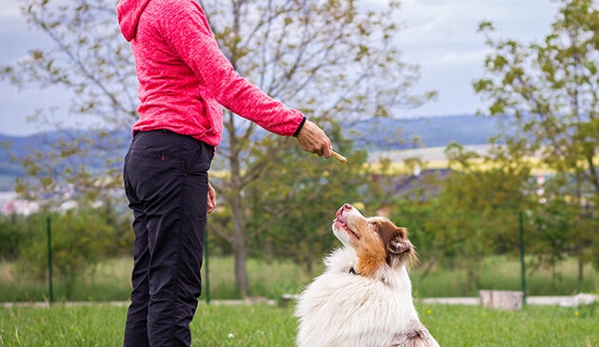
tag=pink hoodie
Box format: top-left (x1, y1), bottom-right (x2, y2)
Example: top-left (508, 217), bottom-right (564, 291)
top-left (116, 0), bottom-right (305, 147)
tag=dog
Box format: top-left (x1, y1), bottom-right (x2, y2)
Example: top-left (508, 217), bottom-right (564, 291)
top-left (295, 203), bottom-right (440, 347)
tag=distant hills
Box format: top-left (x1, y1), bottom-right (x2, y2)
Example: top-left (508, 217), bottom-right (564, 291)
top-left (0, 114), bottom-right (509, 190)
top-left (347, 114), bottom-right (507, 150)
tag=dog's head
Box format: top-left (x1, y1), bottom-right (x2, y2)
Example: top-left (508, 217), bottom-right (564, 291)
top-left (332, 203), bottom-right (416, 277)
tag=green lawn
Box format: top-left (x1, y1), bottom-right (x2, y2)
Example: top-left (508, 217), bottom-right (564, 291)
top-left (0, 303), bottom-right (597, 346)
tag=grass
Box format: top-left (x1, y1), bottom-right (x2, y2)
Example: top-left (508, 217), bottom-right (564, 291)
top-left (0, 255), bottom-right (597, 303)
top-left (0, 302), bottom-right (597, 346)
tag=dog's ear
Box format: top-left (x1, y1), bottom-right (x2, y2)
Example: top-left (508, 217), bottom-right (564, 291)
top-left (385, 226), bottom-right (417, 268)
top-left (386, 233), bottom-right (407, 255)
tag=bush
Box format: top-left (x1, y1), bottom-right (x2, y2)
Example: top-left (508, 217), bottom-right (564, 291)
top-left (0, 214), bottom-right (38, 261)
top-left (15, 206), bottom-right (132, 299)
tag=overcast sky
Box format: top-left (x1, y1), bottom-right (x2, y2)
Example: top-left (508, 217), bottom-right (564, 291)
top-left (0, 0), bottom-right (558, 136)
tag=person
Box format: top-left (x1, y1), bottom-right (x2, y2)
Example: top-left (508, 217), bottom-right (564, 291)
top-left (116, 0), bottom-right (333, 346)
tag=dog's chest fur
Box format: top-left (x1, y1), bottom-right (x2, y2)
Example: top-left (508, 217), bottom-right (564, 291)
top-left (295, 247), bottom-right (421, 347)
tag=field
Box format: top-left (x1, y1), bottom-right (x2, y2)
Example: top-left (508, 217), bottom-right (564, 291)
top-left (0, 302), bottom-right (597, 346)
top-left (0, 256), bottom-right (598, 346)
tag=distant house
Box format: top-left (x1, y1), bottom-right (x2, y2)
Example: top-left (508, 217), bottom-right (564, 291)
top-left (390, 168), bottom-right (452, 197)
top-left (371, 168), bottom-right (452, 216)
top-left (0, 191), bottom-right (40, 216)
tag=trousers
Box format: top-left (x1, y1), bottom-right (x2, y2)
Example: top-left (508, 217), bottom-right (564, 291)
top-left (123, 130), bottom-right (213, 347)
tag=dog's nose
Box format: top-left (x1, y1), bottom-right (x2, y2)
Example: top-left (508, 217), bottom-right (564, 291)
top-left (336, 204), bottom-right (353, 219)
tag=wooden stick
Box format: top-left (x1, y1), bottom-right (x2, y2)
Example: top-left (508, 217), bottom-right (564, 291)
top-left (332, 150), bottom-right (347, 163)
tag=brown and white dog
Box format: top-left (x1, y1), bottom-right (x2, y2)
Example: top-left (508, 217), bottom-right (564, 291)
top-left (295, 203), bottom-right (439, 347)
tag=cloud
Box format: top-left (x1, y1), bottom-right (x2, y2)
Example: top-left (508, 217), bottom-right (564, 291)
top-left (397, 0), bottom-right (557, 46)
top-left (0, 4), bottom-right (21, 19)
top-left (389, 0), bottom-right (558, 117)
top-left (427, 49), bottom-right (489, 67)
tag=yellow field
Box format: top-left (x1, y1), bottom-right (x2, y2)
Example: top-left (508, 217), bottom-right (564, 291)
top-left (367, 145), bottom-right (554, 175)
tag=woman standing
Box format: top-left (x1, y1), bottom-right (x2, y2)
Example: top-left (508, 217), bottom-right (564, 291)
top-left (117, 0), bottom-right (333, 346)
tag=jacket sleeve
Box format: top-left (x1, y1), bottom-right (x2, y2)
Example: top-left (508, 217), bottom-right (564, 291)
top-left (158, 0), bottom-right (304, 137)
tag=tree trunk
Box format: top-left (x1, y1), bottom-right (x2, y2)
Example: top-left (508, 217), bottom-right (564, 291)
top-left (228, 187), bottom-right (250, 298)
top-left (233, 240), bottom-right (249, 298)
top-left (228, 131), bottom-right (250, 297)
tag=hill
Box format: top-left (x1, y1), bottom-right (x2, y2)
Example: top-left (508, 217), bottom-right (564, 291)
top-left (347, 114), bottom-right (504, 150)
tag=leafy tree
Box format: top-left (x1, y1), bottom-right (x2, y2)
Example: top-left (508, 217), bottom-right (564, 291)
top-left (528, 194), bottom-right (575, 287)
top-left (473, 0), bottom-right (599, 281)
top-left (419, 139), bottom-right (535, 289)
top-left (528, 173), bottom-right (599, 288)
top-left (1, 0), bottom-right (435, 298)
top-left (202, 0), bottom-right (435, 296)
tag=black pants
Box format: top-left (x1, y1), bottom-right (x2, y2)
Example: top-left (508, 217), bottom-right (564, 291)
top-left (123, 130), bottom-right (213, 347)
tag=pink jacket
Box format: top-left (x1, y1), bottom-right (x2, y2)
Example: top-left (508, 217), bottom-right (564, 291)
top-left (117, 0), bottom-right (305, 147)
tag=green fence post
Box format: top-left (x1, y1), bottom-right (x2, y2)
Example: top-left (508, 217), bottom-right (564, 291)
top-left (204, 225), bottom-right (210, 304)
top-left (519, 211), bottom-right (526, 305)
top-left (47, 216), bottom-right (54, 304)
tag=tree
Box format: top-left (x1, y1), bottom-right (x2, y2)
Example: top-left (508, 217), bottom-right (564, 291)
top-left (202, 0), bottom-right (434, 296)
top-left (2, 0), bottom-right (435, 298)
top-left (424, 139), bottom-right (535, 290)
top-left (1, 0), bottom-right (135, 207)
top-left (473, 0), bottom-right (599, 283)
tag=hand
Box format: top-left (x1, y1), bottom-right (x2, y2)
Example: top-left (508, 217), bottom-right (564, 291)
top-left (207, 182), bottom-right (217, 213)
top-left (296, 120), bottom-right (333, 158)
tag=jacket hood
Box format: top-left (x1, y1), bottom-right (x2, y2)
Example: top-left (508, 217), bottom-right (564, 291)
top-left (117, 0), bottom-right (152, 41)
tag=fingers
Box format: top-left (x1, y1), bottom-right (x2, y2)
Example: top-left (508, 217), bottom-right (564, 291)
top-left (207, 200), bottom-right (216, 213)
top-left (207, 182), bottom-right (217, 213)
top-left (296, 120), bottom-right (333, 158)
top-left (323, 146), bottom-right (333, 159)
top-left (315, 146), bottom-right (333, 158)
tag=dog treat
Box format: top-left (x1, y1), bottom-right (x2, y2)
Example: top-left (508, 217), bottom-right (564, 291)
top-left (332, 150), bottom-right (347, 163)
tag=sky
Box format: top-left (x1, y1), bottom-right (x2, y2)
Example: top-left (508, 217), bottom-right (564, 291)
top-left (0, 0), bottom-right (559, 136)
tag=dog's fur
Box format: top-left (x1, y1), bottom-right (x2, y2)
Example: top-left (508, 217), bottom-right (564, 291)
top-left (295, 204), bottom-right (440, 347)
